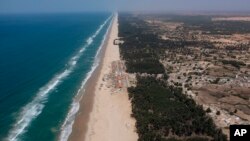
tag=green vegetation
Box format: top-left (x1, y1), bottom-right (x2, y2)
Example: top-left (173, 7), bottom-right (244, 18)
top-left (118, 14), bottom-right (165, 74)
top-left (118, 13), bottom-right (227, 141)
top-left (128, 76), bottom-right (226, 141)
top-left (221, 59), bottom-right (246, 69)
top-left (206, 108), bottom-right (212, 113)
top-left (164, 15), bottom-right (250, 35)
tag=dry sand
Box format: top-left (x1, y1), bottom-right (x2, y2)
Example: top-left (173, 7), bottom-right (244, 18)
top-left (69, 13), bottom-right (138, 141)
top-left (84, 13), bottom-right (138, 141)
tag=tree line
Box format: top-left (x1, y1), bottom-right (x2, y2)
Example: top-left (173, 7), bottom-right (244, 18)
top-left (118, 13), bottom-right (227, 141)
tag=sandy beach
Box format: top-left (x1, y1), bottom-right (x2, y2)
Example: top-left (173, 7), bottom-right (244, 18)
top-left (68, 13), bottom-right (138, 141)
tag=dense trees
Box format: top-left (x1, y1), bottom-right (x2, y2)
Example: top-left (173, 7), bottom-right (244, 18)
top-left (118, 13), bottom-right (227, 141)
top-left (118, 14), bottom-right (165, 74)
top-left (128, 77), bottom-right (226, 141)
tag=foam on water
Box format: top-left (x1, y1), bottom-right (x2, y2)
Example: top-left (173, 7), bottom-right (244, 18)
top-left (6, 69), bottom-right (70, 141)
top-left (86, 37), bottom-right (93, 45)
top-left (58, 14), bottom-right (114, 141)
top-left (5, 14), bottom-right (112, 141)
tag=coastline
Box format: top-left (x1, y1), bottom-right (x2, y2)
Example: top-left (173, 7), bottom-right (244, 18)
top-left (68, 13), bottom-right (138, 141)
top-left (66, 15), bottom-right (114, 141)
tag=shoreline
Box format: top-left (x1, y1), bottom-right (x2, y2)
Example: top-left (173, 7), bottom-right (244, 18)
top-left (69, 13), bottom-right (138, 141)
top-left (67, 15), bottom-right (114, 141)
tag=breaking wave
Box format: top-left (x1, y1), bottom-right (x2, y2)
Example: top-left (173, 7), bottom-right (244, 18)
top-left (5, 14), bottom-right (112, 141)
top-left (58, 14), bottom-right (114, 141)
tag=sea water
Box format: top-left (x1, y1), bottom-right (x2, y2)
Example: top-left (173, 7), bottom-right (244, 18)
top-left (0, 12), bottom-right (112, 141)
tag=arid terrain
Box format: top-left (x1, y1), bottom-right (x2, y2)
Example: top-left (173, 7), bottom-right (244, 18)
top-left (143, 14), bottom-right (250, 137)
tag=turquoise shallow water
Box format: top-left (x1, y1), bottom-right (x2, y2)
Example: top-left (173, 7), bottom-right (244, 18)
top-left (0, 12), bottom-right (112, 141)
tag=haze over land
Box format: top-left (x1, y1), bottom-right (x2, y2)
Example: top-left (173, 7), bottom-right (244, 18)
top-left (1, 1), bottom-right (250, 141)
top-left (0, 0), bottom-right (250, 14)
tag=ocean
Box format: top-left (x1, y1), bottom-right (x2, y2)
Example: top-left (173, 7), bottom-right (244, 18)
top-left (0, 12), bottom-right (112, 141)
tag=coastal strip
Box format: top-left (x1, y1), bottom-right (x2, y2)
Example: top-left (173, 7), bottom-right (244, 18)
top-left (61, 14), bottom-right (114, 141)
top-left (6, 14), bottom-right (112, 141)
top-left (59, 14), bottom-right (113, 141)
top-left (68, 13), bottom-right (138, 141)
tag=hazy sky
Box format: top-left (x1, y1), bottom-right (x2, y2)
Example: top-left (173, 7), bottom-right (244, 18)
top-left (0, 0), bottom-right (250, 14)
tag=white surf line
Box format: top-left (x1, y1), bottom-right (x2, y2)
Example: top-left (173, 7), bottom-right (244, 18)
top-left (5, 15), bottom-right (112, 141)
top-left (58, 13), bottom-right (114, 141)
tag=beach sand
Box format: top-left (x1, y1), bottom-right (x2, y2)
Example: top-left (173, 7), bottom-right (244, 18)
top-left (69, 13), bottom-right (138, 141)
